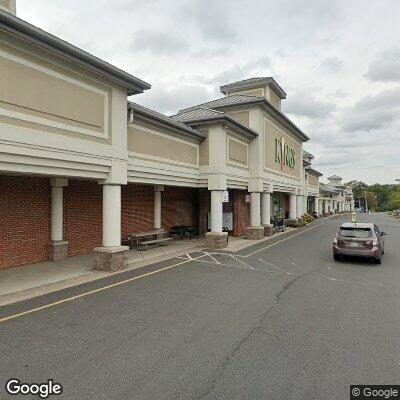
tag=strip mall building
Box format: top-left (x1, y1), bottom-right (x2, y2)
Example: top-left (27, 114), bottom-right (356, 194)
top-left (0, 1), bottom-right (340, 272)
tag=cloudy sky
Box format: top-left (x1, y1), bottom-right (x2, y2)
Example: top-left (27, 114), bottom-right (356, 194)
top-left (19, 0), bottom-right (400, 184)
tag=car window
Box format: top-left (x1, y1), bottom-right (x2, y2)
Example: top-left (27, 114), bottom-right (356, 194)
top-left (338, 228), bottom-right (372, 238)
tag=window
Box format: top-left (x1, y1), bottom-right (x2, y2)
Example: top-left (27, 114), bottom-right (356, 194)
top-left (338, 228), bottom-right (372, 238)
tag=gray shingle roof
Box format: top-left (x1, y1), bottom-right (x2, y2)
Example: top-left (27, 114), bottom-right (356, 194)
top-left (178, 94), bottom-right (260, 113)
top-left (220, 77), bottom-right (287, 99)
top-left (320, 183), bottom-right (340, 194)
top-left (303, 150), bottom-right (314, 159)
top-left (171, 106), bottom-right (258, 138)
top-left (0, 9), bottom-right (151, 95)
top-left (178, 94), bottom-right (309, 142)
top-left (129, 102), bottom-right (206, 140)
top-left (171, 107), bottom-right (225, 122)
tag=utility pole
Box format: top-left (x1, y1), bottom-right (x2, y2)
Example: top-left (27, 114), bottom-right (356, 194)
top-left (365, 191), bottom-right (368, 213)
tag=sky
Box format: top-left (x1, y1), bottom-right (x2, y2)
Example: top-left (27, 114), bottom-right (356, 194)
top-left (18, 0), bottom-right (400, 184)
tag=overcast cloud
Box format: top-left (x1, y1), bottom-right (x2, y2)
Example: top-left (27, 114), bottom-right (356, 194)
top-left (18, 0), bottom-right (400, 184)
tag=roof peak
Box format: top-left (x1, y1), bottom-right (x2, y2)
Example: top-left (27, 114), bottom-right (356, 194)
top-left (220, 77), bottom-right (286, 99)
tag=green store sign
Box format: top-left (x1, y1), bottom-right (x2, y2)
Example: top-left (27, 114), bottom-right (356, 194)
top-left (275, 137), bottom-right (296, 170)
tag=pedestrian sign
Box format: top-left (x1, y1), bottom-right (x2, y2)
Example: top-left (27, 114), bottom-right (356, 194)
top-left (351, 212), bottom-right (357, 223)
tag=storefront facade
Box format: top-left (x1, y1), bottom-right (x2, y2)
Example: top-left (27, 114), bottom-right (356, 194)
top-left (0, 3), bottom-right (316, 271)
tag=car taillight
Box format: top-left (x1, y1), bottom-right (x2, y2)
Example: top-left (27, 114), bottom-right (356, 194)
top-left (333, 236), bottom-right (338, 244)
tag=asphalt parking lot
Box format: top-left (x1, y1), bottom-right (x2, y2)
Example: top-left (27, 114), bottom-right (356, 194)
top-left (1, 213), bottom-right (399, 399)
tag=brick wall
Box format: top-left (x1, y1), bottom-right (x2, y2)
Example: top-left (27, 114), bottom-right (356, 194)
top-left (64, 180), bottom-right (102, 257)
top-left (0, 179), bottom-right (200, 269)
top-left (198, 190), bottom-right (209, 235)
top-left (0, 176), bottom-right (51, 269)
top-left (121, 184), bottom-right (154, 236)
top-left (162, 187), bottom-right (198, 230)
top-left (233, 189), bottom-right (250, 237)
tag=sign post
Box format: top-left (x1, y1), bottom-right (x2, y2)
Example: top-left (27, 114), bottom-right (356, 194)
top-left (351, 211), bottom-right (357, 224)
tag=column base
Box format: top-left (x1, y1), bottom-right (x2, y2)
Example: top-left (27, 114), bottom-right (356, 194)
top-left (205, 232), bottom-right (228, 249)
top-left (49, 241), bottom-right (69, 262)
top-left (262, 224), bottom-right (274, 237)
top-left (93, 246), bottom-right (129, 272)
top-left (246, 226), bottom-right (264, 240)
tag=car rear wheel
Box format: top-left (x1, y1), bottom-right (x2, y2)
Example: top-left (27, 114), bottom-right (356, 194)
top-left (375, 257), bottom-right (382, 265)
top-left (333, 255), bottom-right (340, 261)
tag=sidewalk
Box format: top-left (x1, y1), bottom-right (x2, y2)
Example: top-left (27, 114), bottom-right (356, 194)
top-left (0, 228), bottom-right (297, 307)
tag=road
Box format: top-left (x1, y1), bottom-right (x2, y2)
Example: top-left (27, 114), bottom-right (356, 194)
top-left (1, 213), bottom-right (400, 399)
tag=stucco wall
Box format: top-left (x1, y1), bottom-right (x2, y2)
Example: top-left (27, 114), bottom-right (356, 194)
top-left (264, 118), bottom-right (301, 179)
top-left (128, 124), bottom-right (199, 166)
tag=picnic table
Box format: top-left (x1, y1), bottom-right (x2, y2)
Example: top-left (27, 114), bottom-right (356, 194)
top-left (169, 226), bottom-right (199, 240)
top-left (122, 229), bottom-right (171, 249)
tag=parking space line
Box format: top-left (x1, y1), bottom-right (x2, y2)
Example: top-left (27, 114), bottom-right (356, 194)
top-left (204, 252), bottom-right (221, 264)
top-left (257, 258), bottom-right (294, 275)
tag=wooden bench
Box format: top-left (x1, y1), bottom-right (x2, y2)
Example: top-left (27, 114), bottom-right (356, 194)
top-left (137, 237), bottom-right (172, 251)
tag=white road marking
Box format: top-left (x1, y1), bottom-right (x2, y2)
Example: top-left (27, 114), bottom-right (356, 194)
top-left (194, 258), bottom-right (383, 287)
top-left (231, 255), bottom-right (255, 269)
top-left (204, 252), bottom-right (221, 264)
top-left (328, 266), bottom-right (384, 287)
top-left (258, 258), bottom-right (293, 275)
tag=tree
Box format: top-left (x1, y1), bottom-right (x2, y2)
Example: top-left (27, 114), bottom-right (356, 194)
top-left (347, 180), bottom-right (368, 198)
top-left (387, 188), bottom-right (400, 211)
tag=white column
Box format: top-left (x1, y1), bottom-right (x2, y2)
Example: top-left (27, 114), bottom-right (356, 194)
top-left (210, 190), bottom-right (223, 232)
top-left (315, 197), bottom-right (320, 215)
top-left (154, 186), bottom-right (164, 230)
top-left (50, 178), bottom-right (68, 242)
top-left (289, 194), bottom-right (297, 219)
top-left (296, 195), bottom-right (303, 218)
top-left (250, 192), bottom-right (261, 226)
top-left (51, 186), bottom-right (63, 242)
top-left (102, 184), bottom-right (121, 247)
top-left (261, 191), bottom-right (271, 225)
top-left (324, 200), bottom-right (329, 214)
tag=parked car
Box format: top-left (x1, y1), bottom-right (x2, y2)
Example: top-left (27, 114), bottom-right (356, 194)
top-left (333, 222), bottom-right (386, 264)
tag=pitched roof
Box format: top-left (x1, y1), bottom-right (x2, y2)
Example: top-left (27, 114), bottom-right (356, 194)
top-left (220, 77), bottom-right (287, 99)
top-left (172, 107), bottom-right (225, 122)
top-left (129, 102), bottom-right (206, 140)
top-left (0, 9), bottom-right (151, 95)
top-left (179, 94), bottom-right (260, 112)
top-left (320, 183), bottom-right (340, 194)
top-left (171, 106), bottom-right (258, 138)
top-left (178, 94), bottom-right (309, 142)
top-left (303, 150), bottom-right (314, 159)
top-left (328, 175), bottom-right (342, 180)
top-left (306, 167), bottom-right (323, 177)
